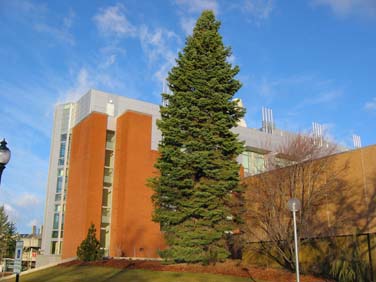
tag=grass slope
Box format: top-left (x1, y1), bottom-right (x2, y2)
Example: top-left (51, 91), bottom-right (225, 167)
top-left (4, 266), bottom-right (255, 282)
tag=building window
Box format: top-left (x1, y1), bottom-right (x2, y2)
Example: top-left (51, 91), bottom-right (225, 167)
top-left (51, 241), bottom-right (58, 255)
top-left (106, 131), bottom-right (115, 150)
top-left (101, 208), bottom-right (110, 224)
top-left (55, 193), bottom-right (62, 201)
top-left (100, 223), bottom-right (110, 256)
top-left (242, 152), bottom-right (250, 173)
top-left (56, 177), bottom-right (63, 193)
top-left (104, 150), bottom-right (114, 167)
top-left (61, 107), bottom-right (71, 131)
top-left (103, 181), bottom-right (112, 188)
top-left (53, 213), bottom-right (59, 229)
top-left (59, 142), bottom-right (66, 159)
top-left (52, 231), bottom-right (59, 238)
top-left (242, 151), bottom-right (266, 175)
top-left (54, 204), bottom-right (61, 212)
top-left (58, 158), bottom-right (65, 166)
top-left (61, 213), bottom-right (65, 230)
top-left (104, 168), bottom-right (113, 184)
top-left (102, 189), bottom-right (111, 207)
top-left (254, 153), bottom-right (265, 173)
top-left (100, 130), bottom-right (114, 257)
top-left (66, 134), bottom-right (72, 162)
top-left (57, 168), bottom-right (64, 177)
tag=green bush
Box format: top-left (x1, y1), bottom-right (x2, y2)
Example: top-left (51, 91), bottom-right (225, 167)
top-left (243, 235), bottom-right (372, 281)
top-left (329, 236), bottom-right (370, 282)
top-left (77, 223), bottom-right (103, 261)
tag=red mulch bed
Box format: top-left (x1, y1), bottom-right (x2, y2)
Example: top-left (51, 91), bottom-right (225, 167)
top-left (61, 259), bottom-right (332, 282)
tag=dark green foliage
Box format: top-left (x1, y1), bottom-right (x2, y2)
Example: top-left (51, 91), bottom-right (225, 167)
top-left (330, 235), bottom-right (370, 282)
top-left (0, 206), bottom-right (18, 259)
top-left (4, 222), bottom-right (17, 258)
top-left (244, 235), bottom-right (372, 280)
top-left (77, 224), bottom-right (103, 261)
top-left (150, 10), bottom-right (245, 263)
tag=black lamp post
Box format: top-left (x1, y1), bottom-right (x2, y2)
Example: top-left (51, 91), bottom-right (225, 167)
top-left (0, 139), bottom-right (11, 185)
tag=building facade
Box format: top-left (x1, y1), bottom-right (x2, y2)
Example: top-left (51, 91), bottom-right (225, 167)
top-left (20, 226), bottom-right (42, 270)
top-left (243, 144), bottom-right (376, 241)
top-left (41, 89), bottom-right (338, 261)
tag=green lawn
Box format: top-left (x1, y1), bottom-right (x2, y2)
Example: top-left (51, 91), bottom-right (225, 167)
top-left (3, 266), bottom-right (257, 282)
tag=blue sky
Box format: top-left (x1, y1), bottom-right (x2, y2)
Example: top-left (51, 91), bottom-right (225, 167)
top-left (0, 0), bottom-right (375, 233)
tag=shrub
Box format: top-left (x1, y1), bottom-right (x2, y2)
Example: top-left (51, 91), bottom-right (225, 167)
top-left (330, 236), bottom-right (369, 282)
top-left (77, 223), bottom-right (103, 261)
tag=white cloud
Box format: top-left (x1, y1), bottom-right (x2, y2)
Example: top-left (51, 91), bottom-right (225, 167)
top-left (253, 74), bottom-right (314, 98)
top-left (175, 0), bottom-right (219, 14)
top-left (243, 0), bottom-right (274, 22)
top-left (139, 25), bottom-right (180, 84)
top-left (0, 79), bottom-right (55, 138)
top-left (180, 17), bottom-right (196, 34)
top-left (17, 193), bottom-right (41, 208)
top-left (34, 23), bottom-right (75, 45)
top-left (33, 9), bottom-right (76, 45)
top-left (98, 45), bottom-right (127, 70)
top-left (312, 0), bottom-right (376, 18)
top-left (365, 97), bottom-right (376, 111)
top-left (103, 54), bottom-right (117, 67)
top-left (139, 26), bottom-right (177, 63)
top-left (246, 74), bottom-right (344, 117)
top-left (59, 65), bottom-right (125, 103)
top-left (227, 54), bottom-right (236, 64)
top-left (3, 204), bottom-right (18, 222)
top-left (175, 0), bottom-right (218, 34)
top-left (100, 45), bottom-right (127, 56)
top-left (94, 3), bottom-right (136, 37)
top-left (27, 218), bottom-right (41, 228)
top-left (4, 0), bottom-right (47, 15)
top-left (62, 68), bottom-right (93, 102)
top-left (304, 89), bottom-right (343, 105)
top-left (94, 4), bottom-right (180, 82)
top-left (63, 9), bottom-right (75, 29)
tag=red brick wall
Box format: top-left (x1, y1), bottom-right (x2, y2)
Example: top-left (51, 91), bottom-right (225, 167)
top-left (62, 113), bottom-right (107, 259)
top-left (110, 111), bottom-right (165, 257)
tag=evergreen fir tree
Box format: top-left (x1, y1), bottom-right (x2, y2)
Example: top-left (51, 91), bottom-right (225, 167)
top-left (151, 10), bottom-right (245, 263)
top-left (4, 222), bottom-right (17, 258)
top-left (76, 224), bottom-right (103, 261)
top-left (0, 206), bottom-right (18, 259)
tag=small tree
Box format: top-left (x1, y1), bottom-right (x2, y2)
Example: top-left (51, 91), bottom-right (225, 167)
top-left (77, 224), bottom-right (103, 261)
top-left (0, 206), bottom-right (18, 260)
top-left (4, 222), bottom-right (17, 258)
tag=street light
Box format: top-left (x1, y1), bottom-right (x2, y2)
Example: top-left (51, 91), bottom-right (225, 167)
top-left (288, 197), bottom-right (301, 282)
top-left (0, 139), bottom-right (11, 185)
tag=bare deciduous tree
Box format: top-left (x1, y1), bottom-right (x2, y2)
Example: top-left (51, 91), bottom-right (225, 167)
top-left (242, 133), bottom-right (350, 271)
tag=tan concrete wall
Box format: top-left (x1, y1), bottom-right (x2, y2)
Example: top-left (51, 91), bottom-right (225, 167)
top-left (243, 145), bottom-right (376, 241)
top-left (62, 112), bottom-right (107, 259)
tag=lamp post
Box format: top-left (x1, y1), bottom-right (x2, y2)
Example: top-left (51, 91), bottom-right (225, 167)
top-left (0, 139), bottom-right (11, 186)
top-left (288, 198), bottom-right (301, 282)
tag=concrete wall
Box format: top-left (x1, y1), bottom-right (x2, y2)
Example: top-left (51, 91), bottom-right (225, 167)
top-left (243, 144), bottom-right (376, 241)
top-left (42, 103), bottom-right (75, 255)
